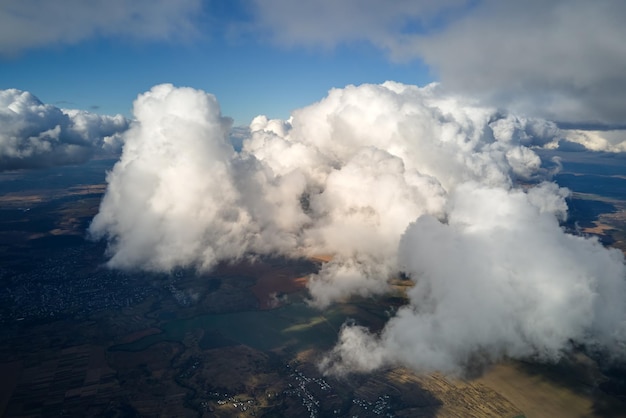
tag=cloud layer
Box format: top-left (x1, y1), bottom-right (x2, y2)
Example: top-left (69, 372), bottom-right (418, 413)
top-left (91, 83), bottom-right (626, 375)
top-left (249, 0), bottom-right (626, 126)
top-left (0, 0), bottom-right (201, 55)
top-left (416, 0), bottom-right (626, 126)
top-left (0, 89), bottom-right (128, 171)
top-left (248, 0), bottom-right (466, 51)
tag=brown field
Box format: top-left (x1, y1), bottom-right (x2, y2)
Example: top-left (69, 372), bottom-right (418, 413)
top-left (583, 220), bottom-right (617, 235)
top-left (572, 191), bottom-right (626, 255)
top-left (2, 344), bottom-right (121, 417)
top-left (583, 212), bottom-right (626, 255)
top-left (0, 184), bottom-right (105, 256)
top-left (376, 368), bottom-right (523, 418)
top-left (310, 254), bottom-right (334, 263)
top-left (251, 273), bottom-right (309, 309)
top-left (108, 341), bottom-right (195, 417)
top-left (475, 360), bottom-right (626, 418)
top-left (0, 184), bottom-right (106, 209)
top-left (213, 258), bottom-right (315, 310)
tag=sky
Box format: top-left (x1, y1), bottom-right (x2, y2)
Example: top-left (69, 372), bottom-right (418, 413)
top-left (2, 0), bottom-right (626, 377)
top-left (2, 0), bottom-right (625, 128)
top-left (0, 0), bottom-right (430, 125)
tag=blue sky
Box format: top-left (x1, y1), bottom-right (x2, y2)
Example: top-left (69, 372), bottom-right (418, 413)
top-left (0, 38), bottom-right (430, 125)
top-left (0, 2), bottom-right (432, 125)
top-left (1, 0), bottom-right (626, 126)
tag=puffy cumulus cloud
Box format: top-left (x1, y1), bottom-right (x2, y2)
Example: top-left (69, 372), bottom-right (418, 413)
top-left (89, 84), bottom-right (251, 271)
top-left (92, 82), bottom-right (626, 375)
top-left (94, 81), bottom-right (564, 276)
top-left (247, 82), bottom-right (560, 189)
top-left (0, 89), bottom-right (129, 171)
top-left (96, 81), bottom-right (562, 278)
top-left (558, 129), bottom-right (626, 153)
top-left (248, 0), bottom-right (626, 126)
top-left (304, 147), bottom-right (447, 307)
top-left (62, 109), bottom-right (129, 153)
top-left (0, 0), bottom-right (201, 55)
top-left (321, 183), bottom-right (626, 376)
top-left (245, 82), bottom-right (565, 303)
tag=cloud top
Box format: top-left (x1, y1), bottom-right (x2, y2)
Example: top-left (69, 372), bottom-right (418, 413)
top-left (89, 84), bottom-right (246, 271)
top-left (90, 82), bottom-right (626, 375)
top-left (0, 88), bottom-right (128, 171)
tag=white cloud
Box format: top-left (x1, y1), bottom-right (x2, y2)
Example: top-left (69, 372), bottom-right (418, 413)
top-left (415, 0), bottom-right (626, 125)
top-left (89, 84), bottom-right (251, 271)
top-left (246, 82), bottom-right (565, 303)
top-left (248, 0), bottom-right (626, 126)
top-left (0, 89), bottom-right (128, 171)
top-left (248, 0), bottom-right (466, 51)
top-left (559, 129), bottom-right (626, 153)
top-left (99, 80), bottom-right (558, 276)
top-left (0, 0), bottom-right (201, 54)
top-left (91, 82), bottom-right (626, 376)
top-left (62, 108), bottom-right (129, 153)
top-left (322, 183), bottom-right (626, 376)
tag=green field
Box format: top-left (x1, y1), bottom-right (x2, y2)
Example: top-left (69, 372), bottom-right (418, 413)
top-left (111, 300), bottom-right (352, 353)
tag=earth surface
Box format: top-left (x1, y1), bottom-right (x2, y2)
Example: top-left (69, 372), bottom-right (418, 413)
top-left (1, 152), bottom-right (626, 418)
